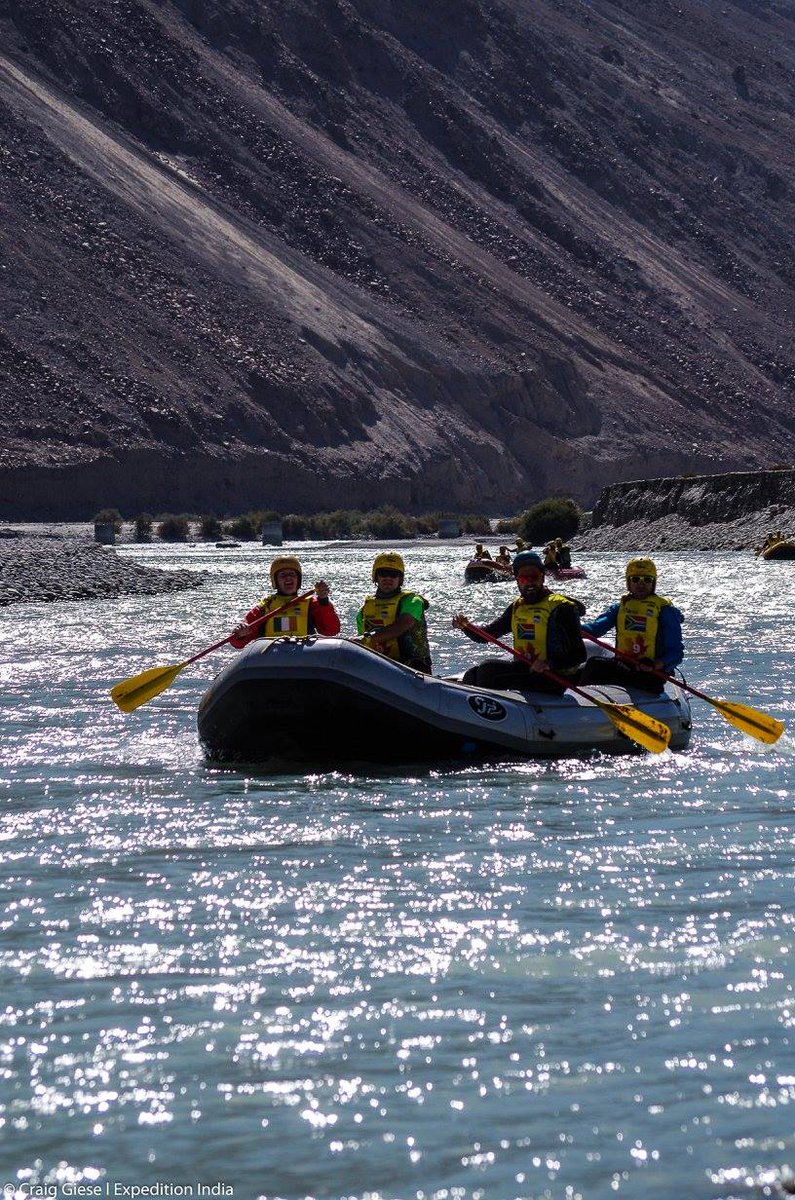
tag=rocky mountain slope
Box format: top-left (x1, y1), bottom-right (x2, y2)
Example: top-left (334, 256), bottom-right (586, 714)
top-left (1, 0), bottom-right (793, 518)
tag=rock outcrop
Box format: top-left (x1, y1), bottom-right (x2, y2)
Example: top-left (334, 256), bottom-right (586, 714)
top-left (592, 470), bottom-right (795, 528)
top-left (0, 0), bottom-right (794, 518)
top-left (578, 469), bottom-right (795, 551)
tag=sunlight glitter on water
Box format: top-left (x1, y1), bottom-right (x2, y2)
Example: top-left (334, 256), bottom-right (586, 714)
top-left (0, 547), bottom-right (793, 1199)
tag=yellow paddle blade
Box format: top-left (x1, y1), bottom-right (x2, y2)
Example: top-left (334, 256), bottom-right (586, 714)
top-left (110, 663), bottom-right (186, 712)
top-left (711, 699), bottom-right (785, 745)
top-left (595, 700), bottom-right (672, 754)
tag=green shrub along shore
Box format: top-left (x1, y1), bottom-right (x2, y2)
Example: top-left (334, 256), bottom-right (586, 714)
top-left (93, 497), bottom-right (583, 545)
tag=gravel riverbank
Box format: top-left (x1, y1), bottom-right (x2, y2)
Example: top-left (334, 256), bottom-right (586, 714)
top-left (0, 529), bottom-right (206, 606)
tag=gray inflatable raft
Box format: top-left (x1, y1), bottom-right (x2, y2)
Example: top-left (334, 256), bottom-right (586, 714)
top-left (197, 637), bottom-right (692, 765)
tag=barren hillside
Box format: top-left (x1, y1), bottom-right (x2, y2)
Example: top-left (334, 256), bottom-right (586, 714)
top-left (0, 0), bottom-right (793, 518)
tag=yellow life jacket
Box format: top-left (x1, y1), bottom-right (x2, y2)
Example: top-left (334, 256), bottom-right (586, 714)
top-left (256, 592), bottom-right (311, 638)
top-left (360, 591), bottom-right (429, 665)
top-left (361, 592), bottom-right (404, 661)
top-left (511, 593), bottom-right (572, 663)
top-left (616, 594), bottom-right (671, 659)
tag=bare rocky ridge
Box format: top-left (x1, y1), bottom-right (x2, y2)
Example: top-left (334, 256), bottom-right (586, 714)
top-left (0, 0), bottom-right (793, 518)
top-left (591, 468), bottom-right (795, 528)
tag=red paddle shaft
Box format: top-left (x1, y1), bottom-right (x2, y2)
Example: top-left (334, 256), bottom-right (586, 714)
top-left (182, 590), bottom-right (315, 667)
top-left (464, 620), bottom-right (588, 701)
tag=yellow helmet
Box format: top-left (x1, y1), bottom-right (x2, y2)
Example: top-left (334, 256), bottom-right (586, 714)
top-left (270, 555), bottom-right (302, 588)
top-left (372, 551), bottom-right (405, 582)
top-left (625, 556), bottom-right (657, 581)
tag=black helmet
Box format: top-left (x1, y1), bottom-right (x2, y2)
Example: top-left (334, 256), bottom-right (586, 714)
top-left (512, 550), bottom-right (545, 575)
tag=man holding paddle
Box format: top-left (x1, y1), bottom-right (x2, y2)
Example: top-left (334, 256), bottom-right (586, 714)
top-left (230, 555), bottom-right (340, 647)
top-left (450, 552), bottom-right (678, 754)
top-left (452, 550), bottom-right (586, 693)
top-left (579, 557), bottom-right (683, 693)
top-left (355, 552), bottom-right (433, 673)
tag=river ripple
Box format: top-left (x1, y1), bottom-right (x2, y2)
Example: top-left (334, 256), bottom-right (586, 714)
top-left (0, 545), bottom-right (793, 1200)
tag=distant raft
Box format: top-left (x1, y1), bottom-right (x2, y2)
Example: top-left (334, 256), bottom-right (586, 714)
top-left (761, 538), bottom-right (795, 561)
top-left (547, 565), bottom-right (587, 580)
top-left (197, 636), bottom-right (692, 766)
top-left (463, 559), bottom-right (514, 583)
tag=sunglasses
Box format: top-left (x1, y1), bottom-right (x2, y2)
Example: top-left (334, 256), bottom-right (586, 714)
top-left (628, 575), bottom-right (655, 583)
top-left (376, 569), bottom-right (401, 577)
top-left (516, 572), bottom-right (543, 583)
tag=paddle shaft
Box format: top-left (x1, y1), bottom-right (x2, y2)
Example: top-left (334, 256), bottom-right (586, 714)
top-left (111, 590), bottom-right (319, 713)
top-left (461, 621), bottom-right (672, 753)
top-left (580, 629), bottom-right (784, 742)
top-left (182, 590), bottom-right (316, 666)
top-left (462, 621), bottom-right (595, 704)
top-left (581, 630), bottom-right (709, 703)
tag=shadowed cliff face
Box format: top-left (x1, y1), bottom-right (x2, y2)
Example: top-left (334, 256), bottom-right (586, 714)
top-left (0, 0), bottom-right (793, 518)
top-left (591, 469), bottom-right (795, 527)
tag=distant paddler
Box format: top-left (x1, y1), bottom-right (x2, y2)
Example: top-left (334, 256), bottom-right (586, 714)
top-left (555, 538), bottom-right (572, 569)
top-left (756, 530), bottom-right (795, 559)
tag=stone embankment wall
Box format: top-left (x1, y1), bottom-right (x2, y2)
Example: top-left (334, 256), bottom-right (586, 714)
top-left (576, 470), bottom-right (795, 552)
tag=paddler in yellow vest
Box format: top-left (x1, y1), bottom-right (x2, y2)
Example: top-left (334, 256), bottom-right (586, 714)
top-left (230, 555), bottom-right (340, 647)
top-left (452, 550), bottom-right (586, 693)
top-left (579, 557), bottom-right (683, 694)
top-left (355, 552), bottom-right (432, 673)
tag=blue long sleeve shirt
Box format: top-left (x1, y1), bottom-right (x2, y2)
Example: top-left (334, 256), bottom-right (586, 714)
top-left (582, 600), bottom-right (684, 671)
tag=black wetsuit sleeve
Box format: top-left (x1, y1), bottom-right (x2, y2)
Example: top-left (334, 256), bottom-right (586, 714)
top-left (551, 603), bottom-right (587, 670)
top-left (461, 604), bottom-right (514, 642)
